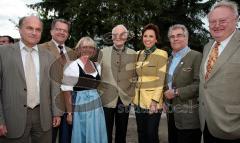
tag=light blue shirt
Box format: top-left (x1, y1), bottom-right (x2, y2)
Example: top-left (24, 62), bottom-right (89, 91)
top-left (167, 46), bottom-right (191, 89)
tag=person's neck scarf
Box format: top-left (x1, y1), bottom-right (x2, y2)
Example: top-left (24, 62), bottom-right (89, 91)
top-left (144, 45), bottom-right (157, 59)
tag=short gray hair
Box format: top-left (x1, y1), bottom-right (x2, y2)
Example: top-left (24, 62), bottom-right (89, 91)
top-left (112, 24), bottom-right (128, 34)
top-left (168, 24), bottom-right (189, 38)
top-left (208, 0), bottom-right (239, 18)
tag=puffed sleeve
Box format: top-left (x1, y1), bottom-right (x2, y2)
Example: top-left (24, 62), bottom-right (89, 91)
top-left (61, 60), bottom-right (79, 91)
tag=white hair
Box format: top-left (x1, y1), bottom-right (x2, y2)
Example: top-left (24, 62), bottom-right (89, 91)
top-left (209, 0), bottom-right (239, 18)
top-left (112, 24), bottom-right (128, 34)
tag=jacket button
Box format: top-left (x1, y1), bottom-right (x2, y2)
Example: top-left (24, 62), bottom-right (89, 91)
top-left (24, 105), bottom-right (27, 107)
top-left (24, 88), bottom-right (27, 91)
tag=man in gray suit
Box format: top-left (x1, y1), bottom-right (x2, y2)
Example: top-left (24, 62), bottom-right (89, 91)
top-left (40, 19), bottom-right (77, 143)
top-left (199, 0), bottom-right (240, 142)
top-left (164, 24), bottom-right (202, 143)
top-left (0, 16), bottom-right (61, 142)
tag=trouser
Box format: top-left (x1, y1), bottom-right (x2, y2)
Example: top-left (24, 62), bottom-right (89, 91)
top-left (0, 106), bottom-right (51, 143)
top-left (103, 98), bottom-right (130, 143)
top-left (167, 113), bottom-right (201, 143)
top-left (203, 123), bottom-right (240, 143)
top-left (135, 106), bottom-right (161, 143)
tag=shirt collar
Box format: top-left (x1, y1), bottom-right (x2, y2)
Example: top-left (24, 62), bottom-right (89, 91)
top-left (19, 40), bottom-right (38, 52)
top-left (172, 46), bottom-right (190, 58)
top-left (113, 45), bottom-right (126, 52)
top-left (52, 39), bottom-right (65, 48)
top-left (215, 29), bottom-right (236, 49)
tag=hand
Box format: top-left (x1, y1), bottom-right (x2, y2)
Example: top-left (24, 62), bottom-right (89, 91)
top-left (162, 102), bottom-right (168, 113)
top-left (66, 113), bottom-right (73, 125)
top-left (52, 116), bottom-right (61, 127)
top-left (149, 100), bottom-right (158, 114)
top-left (164, 89), bottom-right (175, 100)
top-left (0, 124), bottom-right (7, 137)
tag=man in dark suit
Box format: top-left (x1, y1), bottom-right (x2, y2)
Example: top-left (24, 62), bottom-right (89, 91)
top-left (199, 1), bottom-right (240, 142)
top-left (164, 24), bottom-right (202, 143)
top-left (0, 16), bottom-right (61, 143)
top-left (40, 19), bottom-right (77, 143)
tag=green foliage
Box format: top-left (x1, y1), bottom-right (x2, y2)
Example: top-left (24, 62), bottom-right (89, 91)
top-left (29, 0), bottom-right (218, 52)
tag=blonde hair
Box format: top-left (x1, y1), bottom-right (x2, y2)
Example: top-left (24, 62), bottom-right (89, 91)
top-left (75, 36), bottom-right (96, 50)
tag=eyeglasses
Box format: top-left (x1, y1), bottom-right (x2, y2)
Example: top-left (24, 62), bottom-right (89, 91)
top-left (112, 32), bottom-right (128, 40)
top-left (209, 17), bottom-right (236, 27)
top-left (54, 28), bottom-right (68, 33)
top-left (169, 34), bottom-right (185, 39)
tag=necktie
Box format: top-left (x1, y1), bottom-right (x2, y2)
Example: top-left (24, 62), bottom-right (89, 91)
top-left (24, 47), bottom-right (39, 108)
top-left (58, 45), bottom-right (66, 64)
top-left (58, 45), bottom-right (64, 55)
top-left (205, 42), bottom-right (220, 80)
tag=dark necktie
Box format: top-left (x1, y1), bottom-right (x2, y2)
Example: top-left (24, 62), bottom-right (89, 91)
top-left (58, 45), bottom-right (64, 55)
top-left (58, 45), bottom-right (67, 64)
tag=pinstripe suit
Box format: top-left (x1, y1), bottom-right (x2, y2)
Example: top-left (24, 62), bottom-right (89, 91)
top-left (0, 42), bottom-right (61, 140)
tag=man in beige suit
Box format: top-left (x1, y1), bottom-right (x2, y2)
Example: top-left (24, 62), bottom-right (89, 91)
top-left (99, 25), bottom-right (136, 143)
top-left (0, 16), bottom-right (61, 142)
top-left (199, 0), bottom-right (240, 142)
top-left (40, 19), bottom-right (77, 143)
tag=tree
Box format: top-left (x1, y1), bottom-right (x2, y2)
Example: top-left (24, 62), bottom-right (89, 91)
top-left (30, 0), bottom-right (216, 52)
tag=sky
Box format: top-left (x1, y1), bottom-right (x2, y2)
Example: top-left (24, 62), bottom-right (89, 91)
top-left (0, 0), bottom-right (210, 39)
top-left (0, 0), bottom-right (42, 38)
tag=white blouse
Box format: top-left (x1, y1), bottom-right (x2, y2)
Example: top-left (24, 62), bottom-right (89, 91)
top-left (61, 59), bottom-right (101, 91)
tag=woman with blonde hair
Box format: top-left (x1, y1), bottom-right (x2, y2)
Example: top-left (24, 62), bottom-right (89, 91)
top-left (61, 36), bottom-right (107, 143)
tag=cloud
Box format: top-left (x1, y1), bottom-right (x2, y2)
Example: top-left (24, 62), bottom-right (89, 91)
top-left (0, 0), bottom-right (41, 38)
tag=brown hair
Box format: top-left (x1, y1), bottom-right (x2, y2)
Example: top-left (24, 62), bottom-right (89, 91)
top-left (142, 23), bottom-right (161, 46)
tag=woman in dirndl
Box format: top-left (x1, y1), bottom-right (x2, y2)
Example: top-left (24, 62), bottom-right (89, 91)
top-left (61, 36), bottom-right (107, 143)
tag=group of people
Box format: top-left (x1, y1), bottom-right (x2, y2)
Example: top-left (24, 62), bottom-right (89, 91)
top-left (0, 0), bottom-right (240, 143)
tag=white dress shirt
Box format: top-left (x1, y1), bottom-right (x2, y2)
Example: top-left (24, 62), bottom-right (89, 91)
top-left (19, 40), bottom-right (40, 103)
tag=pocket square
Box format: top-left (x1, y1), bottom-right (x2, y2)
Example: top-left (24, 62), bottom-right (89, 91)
top-left (182, 67), bottom-right (192, 72)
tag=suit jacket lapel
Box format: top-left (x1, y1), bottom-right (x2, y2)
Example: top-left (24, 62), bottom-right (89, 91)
top-left (38, 46), bottom-right (46, 86)
top-left (200, 41), bottom-right (213, 82)
top-left (173, 50), bottom-right (191, 78)
top-left (48, 41), bottom-right (60, 58)
top-left (13, 42), bottom-right (26, 82)
top-left (165, 56), bottom-right (173, 89)
top-left (207, 31), bottom-right (240, 80)
top-left (173, 59), bottom-right (184, 77)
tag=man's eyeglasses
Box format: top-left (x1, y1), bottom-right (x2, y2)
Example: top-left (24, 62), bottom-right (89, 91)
top-left (209, 17), bottom-right (236, 27)
top-left (54, 28), bottom-right (68, 33)
top-left (112, 32), bottom-right (128, 40)
top-left (169, 34), bottom-right (185, 39)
